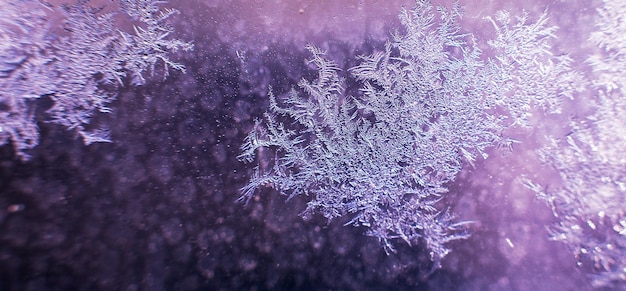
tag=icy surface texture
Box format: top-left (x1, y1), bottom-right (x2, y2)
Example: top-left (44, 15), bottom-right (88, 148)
top-left (239, 1), bottom-right (580, 268)
top-left (0, 0), bottom-right (192, 159)
top-left (526, 0), bottom-right (626, 287)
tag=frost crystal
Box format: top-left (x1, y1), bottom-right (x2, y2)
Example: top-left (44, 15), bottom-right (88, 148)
top-left (527, 0), bottom-right (626, 287)
top-left (240, 1), bottom-right (577, 268)
top-left (0, 0), bottom-right (193, 159)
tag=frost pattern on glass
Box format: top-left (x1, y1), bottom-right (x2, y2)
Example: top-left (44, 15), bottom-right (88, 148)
top-left (0, 0), bottom-right (193, 159)
top-left (239, 1), bottom-right (579, 268)
top-left (526, 0), bottom-right (626, 288)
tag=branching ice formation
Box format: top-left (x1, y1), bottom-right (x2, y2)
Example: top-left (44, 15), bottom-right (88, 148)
top-left (240, 0), bottom-right (579, 269)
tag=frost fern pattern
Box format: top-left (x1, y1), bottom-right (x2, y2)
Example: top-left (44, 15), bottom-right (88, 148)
top-left (0, 0), bottom-right (193, 159)
top-left (239, 1), bottom-right (579, 267)
top-left (525, 0), bottom-right (626, 287)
